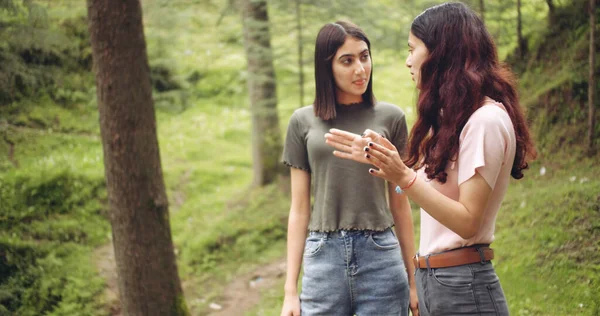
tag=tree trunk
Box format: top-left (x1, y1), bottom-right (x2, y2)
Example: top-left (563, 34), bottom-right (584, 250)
top-left (546, 0), bottom-right (555, 24)
top-left (588, 0), bottom-right (597, 152)
top-left (86, 1), bottom-right (189, 315)
top-left (240, 0), bottom-right (284, 187)
top-left (296, 0), bottom-right (305, 108)
top-left (479, 0), bottom-right (485, 24)
top-left (517, 0), bottom-right (526, 59)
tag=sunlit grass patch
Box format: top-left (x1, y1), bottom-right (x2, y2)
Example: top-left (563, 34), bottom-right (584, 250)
top-left (494, 158), bottom-right (600, 315)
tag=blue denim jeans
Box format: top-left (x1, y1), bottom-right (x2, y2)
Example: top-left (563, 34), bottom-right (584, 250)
top-left (415, 260), bottom-right (509, 315)
top-left (300, 228), bottom-right (410, 316)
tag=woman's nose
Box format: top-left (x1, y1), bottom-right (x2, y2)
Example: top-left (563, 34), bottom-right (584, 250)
top-left (354, 61), bottom-right (365, 75)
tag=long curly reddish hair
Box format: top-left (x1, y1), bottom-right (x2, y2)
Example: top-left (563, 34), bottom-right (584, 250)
top-left (405, 2), bottom-right (536, 183)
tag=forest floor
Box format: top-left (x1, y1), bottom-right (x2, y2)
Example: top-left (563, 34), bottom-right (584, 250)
top-left (205, 258), bottom-right (286, 316)
top-left (95, 241), bottom-right (286, 316)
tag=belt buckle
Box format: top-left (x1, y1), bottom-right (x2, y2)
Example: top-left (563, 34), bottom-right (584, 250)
top-left (413, 253), bottom-right (419, 269)
top-left (476, 246), bottom-right (486, 264)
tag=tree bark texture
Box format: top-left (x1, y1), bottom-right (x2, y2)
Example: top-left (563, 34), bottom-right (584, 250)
top-left (588, 0), bottom-right (597, 151)
top-left (546, 0), bottom-right (555, 24)
top-left (479, 0), bottom-right (485, 24)
top-left (86, 0), bottom-right (189, 315)
top-left (296, 0), bottom-right (305, 108)
top-left (240, 0), bottom-right (284, 187)
top-left (517, 0), bottom-right (527, 59)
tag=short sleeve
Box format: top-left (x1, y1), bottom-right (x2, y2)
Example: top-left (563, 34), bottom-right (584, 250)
top-left (391, 113), bottom-right (408, 158)
top-left (282, 111), bottom-right (310, 172)
top-left (457, 107), bottom-right (509, 189)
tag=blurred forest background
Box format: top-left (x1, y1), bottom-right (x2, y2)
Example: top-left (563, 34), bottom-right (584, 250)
top-left (0, 0), bottom-right (599, 315)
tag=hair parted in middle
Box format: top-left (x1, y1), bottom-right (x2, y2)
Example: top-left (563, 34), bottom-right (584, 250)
top-left (313, 20), bottom-right (375, 120)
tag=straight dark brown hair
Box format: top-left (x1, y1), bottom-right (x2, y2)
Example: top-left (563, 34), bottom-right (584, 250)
top-left (313, 21), bottom-right (375, 120)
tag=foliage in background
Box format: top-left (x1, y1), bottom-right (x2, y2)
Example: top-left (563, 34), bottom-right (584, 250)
top-left (0, 167), bottom-right (109, 315)
top-left (508, 0), bottom-right (599, 156)
top-left (0, 0), bottom-right (92, 106)
top-left (0, 0), bottom-right (598, 315)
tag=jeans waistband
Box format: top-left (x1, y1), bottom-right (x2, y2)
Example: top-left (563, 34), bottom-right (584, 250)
top-left (308, 227), bottom-right (393, 239)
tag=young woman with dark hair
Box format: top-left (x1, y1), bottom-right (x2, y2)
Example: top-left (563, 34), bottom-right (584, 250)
top-left (281, 21), bottom-right (418, 316)
top-left (325, 3), bottom-right (537, 315)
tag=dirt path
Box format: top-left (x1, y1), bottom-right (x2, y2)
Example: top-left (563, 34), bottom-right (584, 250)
top-left (94, 242), bottom-right (122, 316)
top-left (206, 258), bottom-right (286, 316)
top-left (94, 242), bottom-right (285, 316)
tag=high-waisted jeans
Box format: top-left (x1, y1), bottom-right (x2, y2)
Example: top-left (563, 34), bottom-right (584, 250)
top-left (300, 228), bottom-right (410, 316)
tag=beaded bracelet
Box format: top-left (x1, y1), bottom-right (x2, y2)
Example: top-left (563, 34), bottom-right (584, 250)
top-left (394, 171), bottom-right (418, 195)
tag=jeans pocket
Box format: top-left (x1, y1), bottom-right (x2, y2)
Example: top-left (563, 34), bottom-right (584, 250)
top-left (486, 281), bottom-right (509, 315)
top-left (303, 237), bottom-right (324, 258)
top-left (368, 229), bottom-right (399, 250)
top-left (432, 265), bottom-right (474, 288)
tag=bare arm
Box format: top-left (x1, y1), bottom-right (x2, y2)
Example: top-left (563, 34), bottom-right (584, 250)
top-left (281, 168), bottom-right (311, 316)
top-left (388, 185), bottom-right (416, 279)
top-left (388, 184), bottom-right (419, 315)
top-left (327, 129), bottom-right (491, 240)
top-left (397, 170), bottom-right (491, 240)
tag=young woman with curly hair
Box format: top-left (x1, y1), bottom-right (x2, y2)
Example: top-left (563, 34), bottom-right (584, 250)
top-left (326, 3), bottom-right (537, 315)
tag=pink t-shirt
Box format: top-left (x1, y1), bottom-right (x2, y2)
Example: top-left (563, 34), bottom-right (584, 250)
top-left (418, 98), bottom-right (516, 255)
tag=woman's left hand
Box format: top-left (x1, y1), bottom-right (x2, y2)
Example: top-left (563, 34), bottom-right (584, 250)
top-left (363, 136), bottom-right (411, 185)
top-left (324, 129), bottom-right (375, 164)
top-left (325, 128), bottom-right (414, 187)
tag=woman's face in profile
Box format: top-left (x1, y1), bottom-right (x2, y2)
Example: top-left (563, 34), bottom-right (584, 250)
top-left (406, 31), bottom-right (429, 89)
top-left (331, 37), bottom-right (371, 104)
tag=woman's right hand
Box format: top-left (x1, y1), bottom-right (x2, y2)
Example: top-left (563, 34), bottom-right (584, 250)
top-left (409, 282), bottom-right (419, 316)
top-left (280, 293), bottom-right (301, 316)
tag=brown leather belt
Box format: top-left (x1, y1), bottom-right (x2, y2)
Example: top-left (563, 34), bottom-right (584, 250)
top-left (413, 246), bottom-right (494, 269)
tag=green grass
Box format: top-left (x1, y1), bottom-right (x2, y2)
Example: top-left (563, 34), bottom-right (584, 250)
top-left (495, 158), bottom-right (600, 315)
